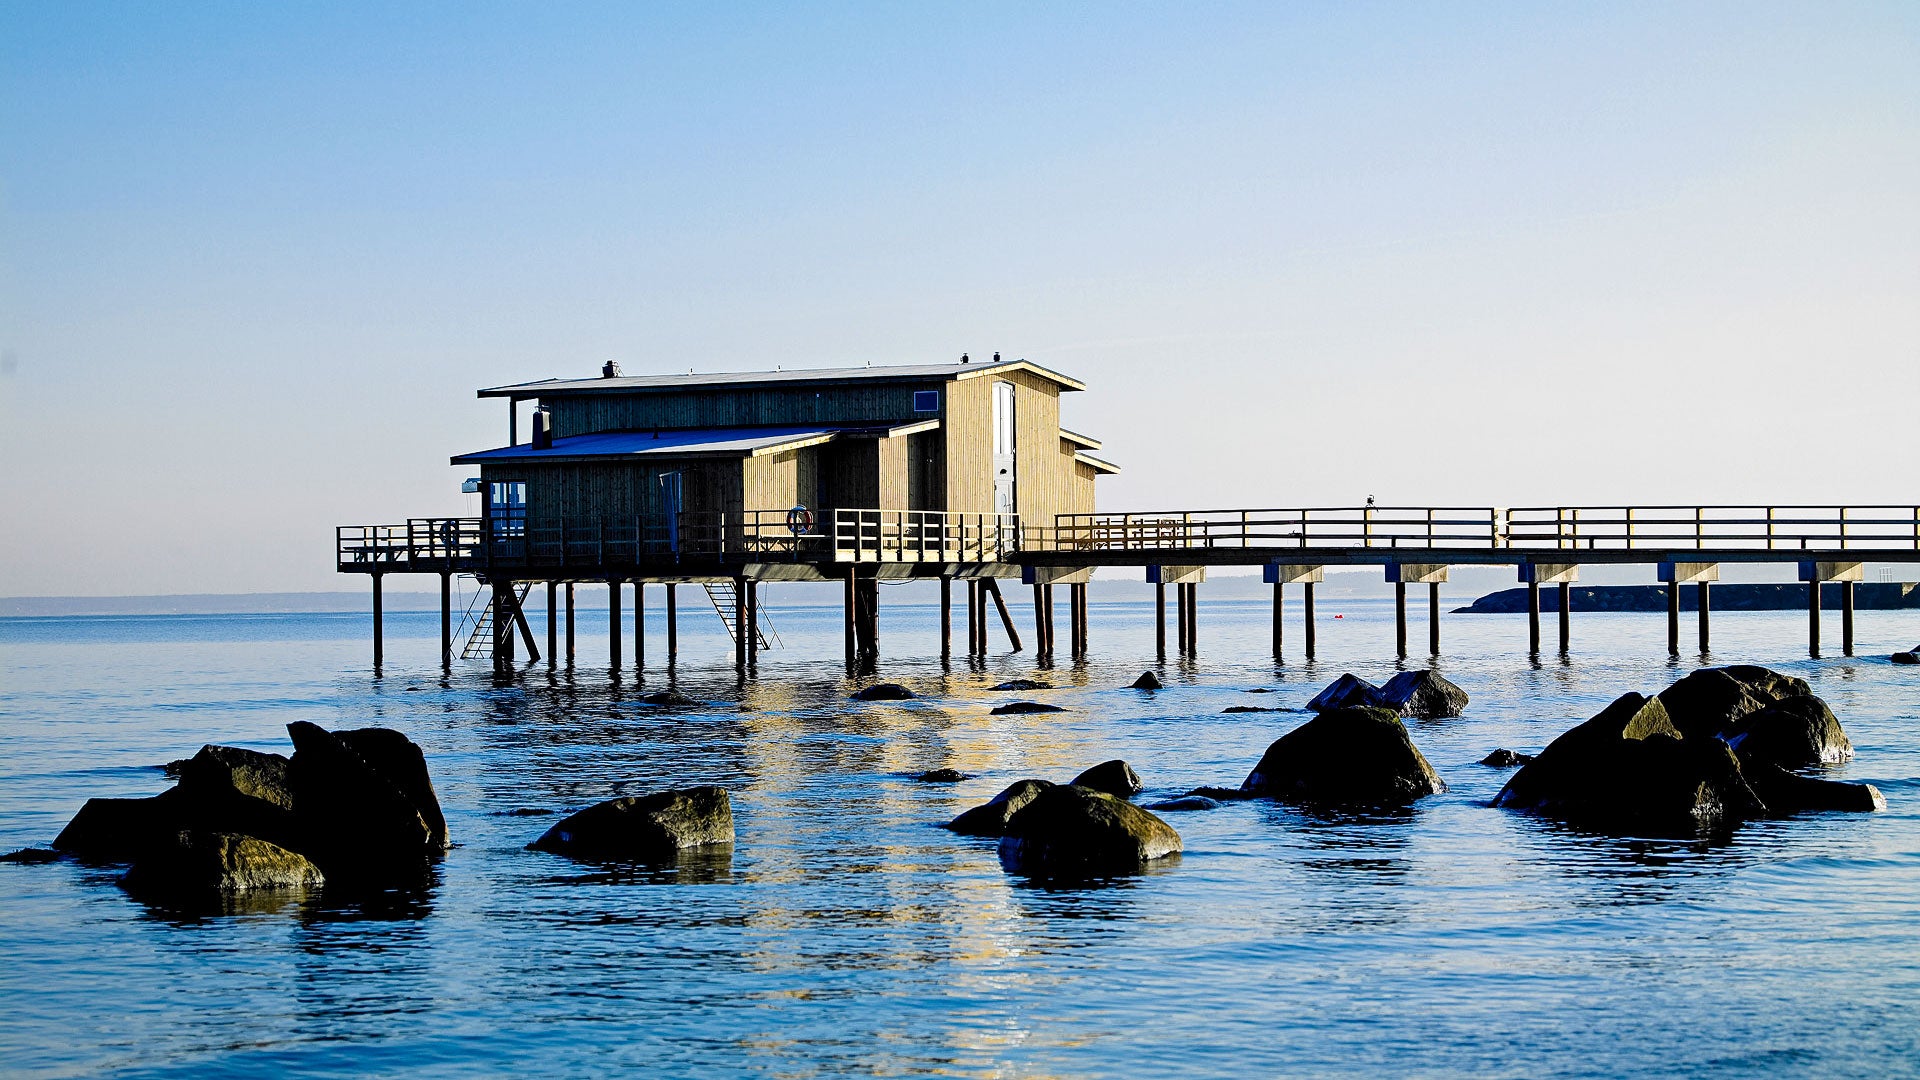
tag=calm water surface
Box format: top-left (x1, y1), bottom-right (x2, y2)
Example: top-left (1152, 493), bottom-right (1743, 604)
top-left (3, 592), bottom-right (1918, 1078)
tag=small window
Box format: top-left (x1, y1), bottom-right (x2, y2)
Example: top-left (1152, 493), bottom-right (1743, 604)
top-left (913, 390), bottom-right (940, 413)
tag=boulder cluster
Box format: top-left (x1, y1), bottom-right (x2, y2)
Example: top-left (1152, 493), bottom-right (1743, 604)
top-left (943, 759), bottom-right (1178, 877)
top-left (1306, 670), bottom-right (1469, 719)
top-left (49, 722), bottom-right (447, 897)
top-left (1495, 666), bottom-right (1884, 834)
top-left (528, 787), bottom-right (734, 861)
top-left (1241, 707), bottom-right (1447, 804)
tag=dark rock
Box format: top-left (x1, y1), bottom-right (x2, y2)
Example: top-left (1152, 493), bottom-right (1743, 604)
top-left (1656, 666), bottom-right (1811, 740)
top-left (1892, 650), bottom-right (1920, 665)
top-left (1742, 762), bottom-right (1886, 814)
top-left (1071, 760), bottom-right (1143, 798)
top-left (637, 691), bottom-right (702, 707)
top-left (529, 787), bottom-right (734, 860)
top-left (1305, 674), bottom-right (1391, 713)
top-left (1244, 688), bottom-right (1276, 693)
top-left (1495, 693), bottom-right (1765, 834)
top-left (503, 807), bottom-right (555, 816)
top-left (991, 701), bottom-right (1065, 715)
top-left (53, 791), bottom-right (188, 863)
top-left (1242, 707), bottom-right (1446, 804)
top-left (332, 728), bottom-right (449, 849)
top-left (945, 779), bottom-right (1053, 836)
top-left (1129, 671), bottom-right (1163, 690)
top-left (1182, 785), bottom-right (1259, 802)
top-left (160, 758), bottom-right (192, 779)
top-left (1224, 705), bottom-right (1286, 713)
top-left (997, 785), bottom-right (1181, 876)
top-left (911, 768), bottom-right (971, 783)
top-left (1379, 670), bottom-right (1470, 719)
top-left (122, 831), bottom-right (324, 894)
top-left (177, 744), bottom-right (294, 811)
top-left (1479, 749), bottom-right (1533, 768)
top-left (990, 679), bottom-right (1052, 692)
top-left (1, 847), bottom-right (62, 864)
top-left (286, 722), bottom-right (439, 875)
top-left (852, 683), bottom-right (916, 701)
top-left (1143, 796), bottom-right (1220, 812)
top-left (1725, 696), bottom-right (1852, 768)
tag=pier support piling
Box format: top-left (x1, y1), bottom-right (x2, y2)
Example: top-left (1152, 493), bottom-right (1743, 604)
top-left (1843, 580), bottom-right (1855, 656)
top-left (1698, 580), bottom-right (1711, 654)
top-left (1527, 582), bottom-right (1541, 656)
top-left (565, 583), bottom-right (575, 664)
top-left (1387, 564), bottom-right (1447, 661)
top-left (844, 569), bottom-right (857, 668)
top-left (733, 576), bottom-right (748, 670)
top-left (1265, 564), bottom-right (1323, 663)
top-left (744, 580), bottom-right (757, 667)
top-left (1155, 583), bottom-right (1166, 659)
top-left (1809, 580), bottom-right (1821, 658)
top-left (1430, 582), bottom-right (1442, 656)
top-left (986, 579), bottom-right (1022, 652)
top-left (1032, 583), bottom-right (1048, 659)
top-left (1558, 581), bottom-right (1571, 654)
top-left (439, 571), bottom-right (452, 667)
top-left (493, 580), bottom-right (516, 670)
top-left (665, 583), bottom-right (677, 662)
top-left (1798, 561), bottom-right (1862, 660)
top-left (1272, 581), bottom-right (1283, 659)
top-left (546, 582), bottom-right (557, 666)
top-left (635, 582), bottom-right (645, 671)
top-left (1659, 562), bottom-right (1718, 658)
top-left (1395, 582), bottom-right (1408, 660)
top-left (940, 576), bottom-right (952, 660)
top-left (512, 588), bottom-right (539, 663)
top-left (372, 573), bottom-right (384, 667)
top-left (608, 579), bottom-right (622, 670)
top-left (1304, 582), bottom-right (1316, 660)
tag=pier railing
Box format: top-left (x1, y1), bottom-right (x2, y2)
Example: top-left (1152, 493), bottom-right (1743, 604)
top-left (832, 509), bottom-right (1020, 562)
top-left (1505, 506), bottom-right (1920, 551)
top-left (1044, 507), bottom-right (1503, 551)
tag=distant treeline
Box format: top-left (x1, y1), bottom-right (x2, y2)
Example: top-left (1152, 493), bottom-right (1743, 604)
top-left (1456, 582), bottom-right (1919, 614)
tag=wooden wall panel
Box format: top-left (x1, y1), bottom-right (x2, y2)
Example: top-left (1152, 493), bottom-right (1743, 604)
top-left (742, 451), bottom-right (799, 512)
top-left (942, 376), bottom-right (992, 512)
top-left (876, 435), bottom-right (908, 509)
top-left (906, 430), bottom-right (943, 510)
top-left (547, 384), bottom-right (942, 438)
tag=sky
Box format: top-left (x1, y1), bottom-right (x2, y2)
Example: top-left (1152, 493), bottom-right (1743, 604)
top-left (1, 2), bottom-right (1916, 595)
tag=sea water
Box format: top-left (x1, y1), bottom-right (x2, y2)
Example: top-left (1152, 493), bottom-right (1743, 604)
top-left (2, 595), bottom-right (1918, 1078)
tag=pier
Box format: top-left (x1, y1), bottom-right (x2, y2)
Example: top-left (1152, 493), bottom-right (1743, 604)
top-left (338, 503), bottom-right (1920, 671)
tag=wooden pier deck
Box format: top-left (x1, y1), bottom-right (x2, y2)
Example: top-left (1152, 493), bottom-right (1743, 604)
top-left (337, 504), bottom-right (1920, 670)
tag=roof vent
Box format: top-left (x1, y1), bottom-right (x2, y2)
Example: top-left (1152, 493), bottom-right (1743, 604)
top-left (601, 359), bottom-right (621, 378)
top-left (992, 352), bottom-right (1001, 363)
top-left (961, 352), bottom-right (970, 364)
top-left (531, 408), bottom-right (553, 450)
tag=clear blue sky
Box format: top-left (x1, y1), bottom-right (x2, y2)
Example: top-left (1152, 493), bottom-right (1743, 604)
top-left (2, 3), bottom-right (1916, 594)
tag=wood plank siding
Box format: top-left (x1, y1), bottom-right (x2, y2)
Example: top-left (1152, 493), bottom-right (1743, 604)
top-left (547, 384), bottom-right (939, 439)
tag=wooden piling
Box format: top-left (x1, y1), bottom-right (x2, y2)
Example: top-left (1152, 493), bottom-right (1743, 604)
top-left (1155, 583), bottom-right (1167, 659)
top-left (744, 580), bottom-right (758, 666)
top-left (665, 583), bottom-right (677, 662)
top-left (1697, 580), bottom-right (1710, 654)
top-left (1527, 581), bottom-right (1541, 655)
top-left (1044, 583), bottom-right (1057, 657)
top-left (546, 581), bottom-right (557, 666)
top-left (493, 580), bottom-right (515, 668)
top-left (1271, 581), bottom-right (1283, 659)
top-left (372, 573), bottom-right (384, 666)
top-left (439, 570), bottom-right (452, 666)
top-left (843, 568), bottom-right (856, 668)
top-left (1175, 583), bottom-right (1188, 653)
top-left (940, 576), bottom-right (953, 659)
top-left (1842, 580), bottom-right (1855, 656)
top-left (734, 575), bottom-right (748, 669)
top-left (1185, 583), bottom-right (1198, 653)
top-left (966, 579), bottom-right (979, 655)
top-left (511, 585), bottom-right (539, 662)
top-left (1667, 583), bottom-right (1680, 657)
top-left (565, 583), bottom-right (575, 664)
top-left (1395, 581), bottom-right (1408, 660)
top-left (1809, 579), bottom-right (1821, 658)
top-left (986, 579), bottom-right (1022, 651)
top-left (1032, 583), bottom-right (1047, 658)
top-left (608, 579), bottom-right (622, 670)
top-left (1557, 581), bottom-right (1571, 654)
top-left (1429, 581), bottom-right (1441, 656)
top-left (1303, 581), bottom-right (1316, 659)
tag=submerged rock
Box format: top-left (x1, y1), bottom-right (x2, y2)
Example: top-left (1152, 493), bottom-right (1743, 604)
top-left (1725, 696), bottom-right (1852, 768)
top-left (1479, 749), bottom-right (1533, 768)
top-left (1223, 705), bottom-right (1286, 713)
top-left (1143, 796), bottom-right (1220, 812)
top-left (991, 701), bottom-right (1065, 715)
top-left (1129, 671), bottom-right (1163, 690)
top-left (1892, 650), bottom-right (1920, 665)
top-left (1242, 707), bottom-right (1446, 804)
top-left (1305, 674), bottom-right (1391, 713)
top-left (911, 768), bottom-right (971, 784)
top-left (1071, 760), bottom-right (1143, 799)
top-left (1379, 670), bottom-right (1470, 719)
top-left (1494, 693), bottom-right (1764, 834)
top-left (636, 691), bottom-right (702, 708)
top-left (997, 786), bottom-right (1181, 877)
top-left (1182, 785), bottom-right (1259, 802)
top-left (851, 683), bottom-right (916, 701)
top-left (0, 847), bottom-right (62, 864)
top-left (122, 832), bottom-right (324, 895)
top-left (529, 787), bottom-right (734, 860)
top-left (945, 780), bottom-right (1053, 836)
top-left (989, 679), bottom-right (1052, 692)
top-left (1742, 762), bottom-right (1886, 815)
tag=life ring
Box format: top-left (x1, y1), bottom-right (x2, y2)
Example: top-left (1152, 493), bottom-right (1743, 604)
top-left (787, 504), bottom-right (815, 535)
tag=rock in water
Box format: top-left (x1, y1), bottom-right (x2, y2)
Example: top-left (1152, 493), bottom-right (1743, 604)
top-left (122, 832), bottom-right (324, 894)
top-left (177, 745), bottom-right (294, 810)
top-left (1071, 760), bottom-right (1143, 798)
top-left (1305, 674), bottom-right (1391, 713)
top-left (637, 691), bottom-right (702, 707)
top-left (912, 768), bottom-right (970, 783)
top-left (1892, 650), bottom-right (1920, 665)
top-left (990, 679), bottom-right (1052, 692)
top-left (1242, 707), bottom-right (1446, 804)
top-left (945, 780), bottom-right (1053, 836)
top-left (997, 785), bottom-right (1181, 876)
top-left (53, 792), bottom-right (189, 863)
top-left (852, 683), bottom-right (915, 701)
top-left (1129, 671), bottom-right (1163, 690)
top-left (1741, 762), bottom-right (1886, 814)
top-left (1223, 706), bottom-right (1285, 713)
top-left (1, 847), bottom-right (62, 864)
top-left (1379, 670), bottom-right (1470, 719)
top-left (1143, 796), bottom-right (1220, 812)
top-left (1656, 666), bottom-right (1811, 740)
top-left (286, 721), bottom-right (439, 874)
top-left (331, 728), bottom-right (449, 849)
top-left (1724, 696), bottom-right (1853, 768)
top-left (1479, 749), bottom-right (1533, 768)
top-left (991, 701), bottom-right (1065, 715)
top-left (1494, 693), bottom-right (1765, 834)
top-left (529, 787), bottom-right (734, 860)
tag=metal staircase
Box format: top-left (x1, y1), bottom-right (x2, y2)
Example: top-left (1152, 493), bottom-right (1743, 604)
top-left (704, 581), bottom-right (780, 649)
top-left (457, 581), bottom-right (532, 659)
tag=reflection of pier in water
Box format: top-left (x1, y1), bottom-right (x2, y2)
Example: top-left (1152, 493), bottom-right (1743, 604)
top-left (340, 503), bottom-right (1920, 671)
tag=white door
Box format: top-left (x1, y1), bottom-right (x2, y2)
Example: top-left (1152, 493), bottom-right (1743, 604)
top-left (992, 381), bottom-right (1016, 516)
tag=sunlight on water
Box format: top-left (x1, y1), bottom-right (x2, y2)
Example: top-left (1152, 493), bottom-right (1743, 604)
top-left (3, 596), bottom-right (1918, 1077)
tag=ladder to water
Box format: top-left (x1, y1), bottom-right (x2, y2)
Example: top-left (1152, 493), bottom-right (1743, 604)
top-left (704, 581), bottom-right (780, 650)
top-left (457, 581), bottom-right (532, 660)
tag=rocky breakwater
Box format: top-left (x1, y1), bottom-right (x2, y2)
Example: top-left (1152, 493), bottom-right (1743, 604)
top-left (45, 722), bottom-right (447, 897)
top-left (1495, 665), bottom-right (1884, 835)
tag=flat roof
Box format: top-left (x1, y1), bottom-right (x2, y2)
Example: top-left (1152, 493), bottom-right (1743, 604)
top-left (477, 357), bottom-right (1086, 398)
top-left (450, 420), bottom-right (939, 465)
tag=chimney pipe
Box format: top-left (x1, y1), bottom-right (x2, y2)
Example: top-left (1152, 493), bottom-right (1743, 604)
top-left (532, 408), bottom-right (553, 450)
top-left (601, 359), bottom-right (621, 378)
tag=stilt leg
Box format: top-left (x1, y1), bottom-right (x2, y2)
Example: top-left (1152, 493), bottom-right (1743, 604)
top-left (635, 582), bottom-right (645, 672)
top-left (665, 583), bottom-right (677, 662)
top-left (1527, 581), bottom-right (1540, 656)
top-left (844, 569), bottom-right (857, 669)
top-left (1809, 580), bottom-right (1821, 658)
top-left (1667, 582), bottom-right (1681, 657)
top-left (1698, 580), bottom-right (1710, 655)
top-left (565, 583), bottom-right (575, 664)
top-left (608, 579), bottom-right (622, 671)
top-left (987, 579), bottom-right (1022, 651)
top-left (1557, 581), bottom-right (1571, 654)
top-left (1842, 580), bottom-right (1855, 656)
top-left (511, 586), bottom-right (540, 662)
top-left (734, 575), bottom-right (748, 670)
top-left (372, 573), bottom-right (384, 667)
top-left (1395, 581), bottom-right (1408, 660)
top-left (1032, 583), bottom-right (1047, 659)
top-left (1272, 581), bottom-right (1284, 660)
top-left (744, 580), bottom-right (757, 666)
top-left (493, 580), bottom-right (516, 670)
top-left (546, 581), bottom-right (557, 666)
top-left (1155, 582), bottom-right (1166, 660)
top-left (439, 570), bottom-right (452, 667)
top-left (940, 576), bottom-right (952, 659)
top-left (1303, 581), bottom-right (1316, 660)
top-left (1429, 581), bottom-right (1441, 656)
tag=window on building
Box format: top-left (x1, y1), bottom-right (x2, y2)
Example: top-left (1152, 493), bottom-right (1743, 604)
top-left (489, 481), bottom-right (526, 542)
top-left (914, 389), bottom-right (940, 413)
